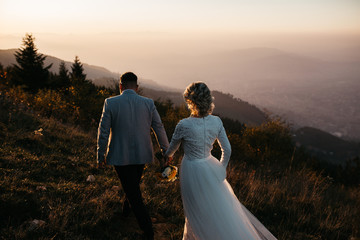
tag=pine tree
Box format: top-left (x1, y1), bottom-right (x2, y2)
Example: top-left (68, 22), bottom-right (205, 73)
top-left (68, 55), bottom-right (97, 123)
top-left (70, 56), bottom-right (86, 85)
top-left (58, 61), bottom-right (71, 88)
top-left (13, 33), bottom-right (52, 92)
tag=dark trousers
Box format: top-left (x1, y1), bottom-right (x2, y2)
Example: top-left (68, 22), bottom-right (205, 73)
top-left (114, 164), bottom-right (154, 238)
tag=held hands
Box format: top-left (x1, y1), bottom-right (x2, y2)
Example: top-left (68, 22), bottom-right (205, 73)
top-left (156, 151), bottom-right (173, 168)
top-left (159, 156), bottom-right (172, 169)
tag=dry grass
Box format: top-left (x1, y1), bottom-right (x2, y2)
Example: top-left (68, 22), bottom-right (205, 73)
top-left (1, 91), bottom-right (359, 240)
top-left (227, 164), bottom-right (360, 240)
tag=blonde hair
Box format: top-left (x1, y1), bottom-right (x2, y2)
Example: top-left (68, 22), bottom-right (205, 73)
top-left (183, 82), bottom-right (214, 117)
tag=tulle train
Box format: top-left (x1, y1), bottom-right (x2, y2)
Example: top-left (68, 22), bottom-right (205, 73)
top-left (180, 155), bottom-right (277, 240)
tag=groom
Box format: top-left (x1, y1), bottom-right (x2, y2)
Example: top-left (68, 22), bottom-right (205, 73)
top-left (97, 72), bottom-right (169, 240)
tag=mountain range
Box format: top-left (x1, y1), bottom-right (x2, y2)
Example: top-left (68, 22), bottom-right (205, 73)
top-left (189, 48), bottom-right (360, 141)
top-left (294, 127), bottom-right (360, 165)
top-left (141, 88), bottom-right (266, 126)
top-left (102, 46), bottom-right (359, 140)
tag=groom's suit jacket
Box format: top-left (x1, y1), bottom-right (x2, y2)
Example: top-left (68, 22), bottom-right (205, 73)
top-left (97, 89), bottom-right (169, 166)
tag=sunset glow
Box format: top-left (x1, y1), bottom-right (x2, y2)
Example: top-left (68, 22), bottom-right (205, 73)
top-left (1, 0), bottom-right (360, 34)
top-left (1, 0), bottom-right (360, 86)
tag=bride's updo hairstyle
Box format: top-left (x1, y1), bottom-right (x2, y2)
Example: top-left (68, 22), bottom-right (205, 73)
top-left (183, 82), bottom-right (214, 117)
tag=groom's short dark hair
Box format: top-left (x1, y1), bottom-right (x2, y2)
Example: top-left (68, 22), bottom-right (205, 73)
top-left (120, 72), bottom-right (138, 88)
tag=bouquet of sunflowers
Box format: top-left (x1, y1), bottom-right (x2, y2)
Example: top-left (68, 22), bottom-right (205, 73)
top-left (157, 165), bottom-right (178, 182)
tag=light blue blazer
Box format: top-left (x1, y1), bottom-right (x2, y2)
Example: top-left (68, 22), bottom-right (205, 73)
top-left (97, 89), bottom-right (169, 166)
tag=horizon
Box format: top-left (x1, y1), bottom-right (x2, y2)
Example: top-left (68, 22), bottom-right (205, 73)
top-left (1, 32), bottom-right (360, 89)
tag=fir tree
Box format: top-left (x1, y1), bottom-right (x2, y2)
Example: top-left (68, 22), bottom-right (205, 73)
top-left (58, 61), bottom-right (71, 88)
top-left (68, 55), bottom-right (98, 123)
top-left (13, 33), bottom-right (52, 92)
top-left (70, 56), bottom-right (86, 85)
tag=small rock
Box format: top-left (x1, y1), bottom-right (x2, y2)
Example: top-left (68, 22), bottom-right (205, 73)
top-left (28, 219), bottom-right (46, 231)
top-left (36, 186), bottom-right (47, 191)
top-left (34, 128), bottom-right (43, 136)
top-left (111, 185), bottom-right (121, 191)
top-left (86, 175), bottom-right (95, 182)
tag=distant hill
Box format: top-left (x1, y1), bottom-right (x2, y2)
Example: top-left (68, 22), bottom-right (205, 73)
top-left (141, 88), bottom-right (267, 126)
top-left (146, 47), bottom-right (359, 140)
top-left (294, 127), bottom-right (360, 165)
top-left (197, 48), bottom-right (360, 140)
top-left (211, 91), bottom-right (266, 125)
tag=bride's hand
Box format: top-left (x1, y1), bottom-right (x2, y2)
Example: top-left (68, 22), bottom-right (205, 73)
top-left (165, 156), bottom-right (173, 166)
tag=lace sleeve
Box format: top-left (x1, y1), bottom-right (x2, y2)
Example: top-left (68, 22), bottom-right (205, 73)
top-left (217, 120), bottom-right (232, 168)
top-left (165, 121), bottom-right (184, 157)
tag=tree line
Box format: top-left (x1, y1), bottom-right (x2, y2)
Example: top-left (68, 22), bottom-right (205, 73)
top-left (0, 33), bottom-right (115, 127)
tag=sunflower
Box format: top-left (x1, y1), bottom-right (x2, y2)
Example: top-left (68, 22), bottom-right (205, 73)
top-left (156, 165), bottom-right (178, 182)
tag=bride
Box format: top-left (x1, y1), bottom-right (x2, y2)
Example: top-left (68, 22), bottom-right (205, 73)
top-left (164, 82), bottom-right (277, 240)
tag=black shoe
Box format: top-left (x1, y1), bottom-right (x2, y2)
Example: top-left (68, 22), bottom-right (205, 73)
top-left (122, 199), bottom-right (131, 217)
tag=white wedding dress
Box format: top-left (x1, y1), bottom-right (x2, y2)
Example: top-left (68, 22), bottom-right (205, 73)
top-left (165, 115), bottom-right (277, 240)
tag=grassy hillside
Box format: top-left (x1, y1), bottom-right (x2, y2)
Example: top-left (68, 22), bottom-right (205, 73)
top-left (1, 88), bottom-right (359, 239)
top-left (0, 94), bottom-right (184, 239)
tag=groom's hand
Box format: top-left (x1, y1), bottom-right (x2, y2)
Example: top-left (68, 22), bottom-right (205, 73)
top-left (159, 157), bottom-right (166, 169)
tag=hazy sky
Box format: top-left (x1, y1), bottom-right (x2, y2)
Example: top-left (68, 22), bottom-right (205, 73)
top-left (1, 0), bottom-right (360, 87)
top-left (1, 0), bottom-right (360, 34)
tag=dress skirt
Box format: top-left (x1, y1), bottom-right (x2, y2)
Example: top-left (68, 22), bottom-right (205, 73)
top-left (180, 155), bottom-right (277, 240)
